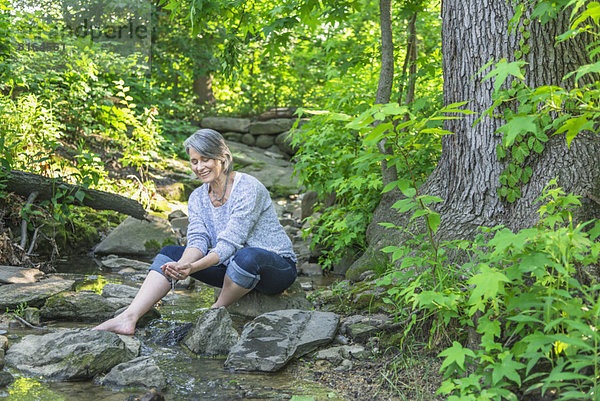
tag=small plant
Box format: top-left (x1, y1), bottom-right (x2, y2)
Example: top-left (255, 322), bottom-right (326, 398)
top-left (6, 302), bottom-right (28, 318)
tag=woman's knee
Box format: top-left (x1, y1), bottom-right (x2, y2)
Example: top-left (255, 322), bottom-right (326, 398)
top-left (159, 245), bottom-right (185, 260)
top-left (231, 247), bottom-right (261, 275)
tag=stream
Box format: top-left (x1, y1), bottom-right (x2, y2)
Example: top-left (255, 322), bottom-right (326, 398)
top-left (0, 256), bottom-right (343, 401)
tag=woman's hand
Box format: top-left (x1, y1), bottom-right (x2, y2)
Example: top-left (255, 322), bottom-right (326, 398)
top-left (161, 261), bottom-right (192, 281)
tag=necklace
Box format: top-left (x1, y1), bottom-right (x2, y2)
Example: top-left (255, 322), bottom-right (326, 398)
top-left (211, 170), bottom-right (231, 205)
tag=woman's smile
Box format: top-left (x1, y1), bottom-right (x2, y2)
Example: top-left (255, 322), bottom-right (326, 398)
top-left (188, 148), bottom-right (223, 184)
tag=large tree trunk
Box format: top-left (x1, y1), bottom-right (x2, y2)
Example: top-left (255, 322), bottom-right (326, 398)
top-left (355, 1), bottom-right (600, 269)
top-left (375, 0), bottom-right (397, 189)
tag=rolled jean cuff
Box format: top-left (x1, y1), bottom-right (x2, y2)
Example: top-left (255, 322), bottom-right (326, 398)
top-left (148, 253), bottom-right (175, 282)
top-left (227, 259), bottom-right (260, 290)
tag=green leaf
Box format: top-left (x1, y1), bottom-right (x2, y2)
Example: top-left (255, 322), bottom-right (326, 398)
top-left (427, 212), bottom-right (441, 233)
top-left (483, 60), bottom-right (527, 93)
top-left (492, 352), bottom-right (525, 386)
top-left (438, 341), bottom-right (475, 372)
top-left (509, 3), bottom-right (524, 33)
top-left (401, 187), bottom-right (417, 198)
top-left (497, 144), bottom-right (506, 160)
top-left (391, 198), bottom-right (417, 213)
top-left (497, 115), bottom-right (538, 147)
top-left (467, 264), bottom-right (510, 307)
top-left (380, 103), bottom-right (408, 115)
top-left (554, 115), bottom-right (593, 148)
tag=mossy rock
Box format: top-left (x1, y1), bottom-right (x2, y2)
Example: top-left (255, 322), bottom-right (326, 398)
top-left (157, 182), bottom-right (187, 202)
top-left (181, 178), bottom-right (202, 199)
top-left (345, 249), bottom-right (387, 282)
top-left (35, 208), bottom-right (124, 256)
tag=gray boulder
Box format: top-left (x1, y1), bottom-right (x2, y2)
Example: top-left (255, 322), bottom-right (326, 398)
top-left (170, 216), bottom-right (189, 236)
top-left (225, 309), bottom-right (339, 372)
top-left (101, 257), bottom-right (151, 272)
top-left (241, 133), bottom-right (256, 146)
top-left (218, 281), bottom-right (310, 318)
top-left (5, 329), bottom-right (138, 381)
top-left (101, 283), bottom-right (139, 299)
top-left (257, 107), bottom-right (298, 120)
top-left (201, 117), bottom-right (251, 133)
top-left (275, 131), bottom-right (298, 156)
top-left (0, 276), bottom-right (74, 311)
top-left (41, 291), bottom-right (122, 322)
top-left (249, 119), bottom-right (294, 135)
top-left (100, 356), bottom-right (166, 390)
top-left (223, 131), bottom-right (243, 142)
top-left (94, 216), bottom-right (178, 257)
top-left (0, 371), bottom-right (13, 388)
top-left (0, 265), bottom-right (44, 284)
top-left (183, 307), bottom-right (239, 356)
top-left (227, 141), bottom-right (299, 196)
top-left (255, 135), bottom-right (274, 149)
top-left (298, 262), bottom-right (323, 276)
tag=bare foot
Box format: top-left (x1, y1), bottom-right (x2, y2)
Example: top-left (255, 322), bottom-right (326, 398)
top-left (93, 314), bottom-right (136, 335)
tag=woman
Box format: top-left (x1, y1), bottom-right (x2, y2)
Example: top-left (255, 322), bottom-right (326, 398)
top-left (94, 129), bottom-right (297, 335)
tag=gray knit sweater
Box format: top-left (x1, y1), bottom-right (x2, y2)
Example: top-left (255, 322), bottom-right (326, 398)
top-left (186, 172), bottom-right (296, 265)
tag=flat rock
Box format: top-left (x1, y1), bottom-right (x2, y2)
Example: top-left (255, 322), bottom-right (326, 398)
top-left (201, 117), bottom-right (251, 133)
top-left (101, 283), bottom-right (139, 299)
top-left (100, 356), bottom-right (166, 390)
top-left (40, 291), bottom-right (122, 322)
top-left (218, 281), bottom-right (311, 318)
top-left (315, 345), bottom-right (369, 365)
top-left (0, 266), bottom-right (44, 284)
top-left (101, 257), bottom-right (151, 272)
top-left (5, 329), bottom-right (137, 381)
top-left (94, 216), bottom-right (178, 257)
top-left (225, 309), bottom-right (339, 372)
top-left (0, 276), bottom-right (75, 311)
top-left (183, 307), bottom-right (239, 356)
top-left (248, 119), bottom-right (294, 135)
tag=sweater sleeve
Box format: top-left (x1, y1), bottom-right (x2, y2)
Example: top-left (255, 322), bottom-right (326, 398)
top-left (185, 189), bottom-right (210, 255)
top-left (210, 180), bottom-right (265, 263)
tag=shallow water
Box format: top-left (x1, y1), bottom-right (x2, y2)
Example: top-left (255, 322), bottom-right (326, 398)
top-left (1, 256), bottom-right (344, 401)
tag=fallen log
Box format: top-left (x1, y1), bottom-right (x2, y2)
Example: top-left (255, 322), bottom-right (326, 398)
top-left (2, 169), bottom-right (147, 220)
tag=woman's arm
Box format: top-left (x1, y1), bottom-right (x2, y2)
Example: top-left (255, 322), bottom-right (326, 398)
top-left (161, 247), bottom-right (220, 280)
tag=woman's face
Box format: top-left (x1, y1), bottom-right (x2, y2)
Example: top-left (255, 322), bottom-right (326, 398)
top-left (189, 148), bottom-right (224, 184)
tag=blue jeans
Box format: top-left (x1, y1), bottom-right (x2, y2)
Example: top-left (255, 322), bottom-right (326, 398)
top-left (148, 245), bottom-right (297, 294)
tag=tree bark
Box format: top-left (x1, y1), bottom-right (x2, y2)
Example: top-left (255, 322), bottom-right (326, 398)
top-left (359, 1), bottom-right (600, 266)
top-left (4, 169), bottom-right (147, 220)
top-left (376, 0), bottom-right (398, 188)
top-left (193, 74), bottom-right (216, 105)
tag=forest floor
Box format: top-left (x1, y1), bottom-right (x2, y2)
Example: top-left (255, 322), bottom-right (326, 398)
top-left (290, 351), bottom-right (444, 401)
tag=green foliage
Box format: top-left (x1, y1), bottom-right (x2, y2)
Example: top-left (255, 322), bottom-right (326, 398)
top-left (380, 179), bottom-right (600, 400)
top-left (436, 182), bottom-right (600, 400)
top-left (0, 94), bottom-right (62, 174)
top-left (292, 110), bottom-right (383, 269)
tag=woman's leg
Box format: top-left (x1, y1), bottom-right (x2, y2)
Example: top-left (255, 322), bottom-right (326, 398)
top-left (212, 247), bottom-right (297, 308)
top-left (93, 270), bottom-right (171, 335)
top-left (93, 245), bottom-right (184, 335)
